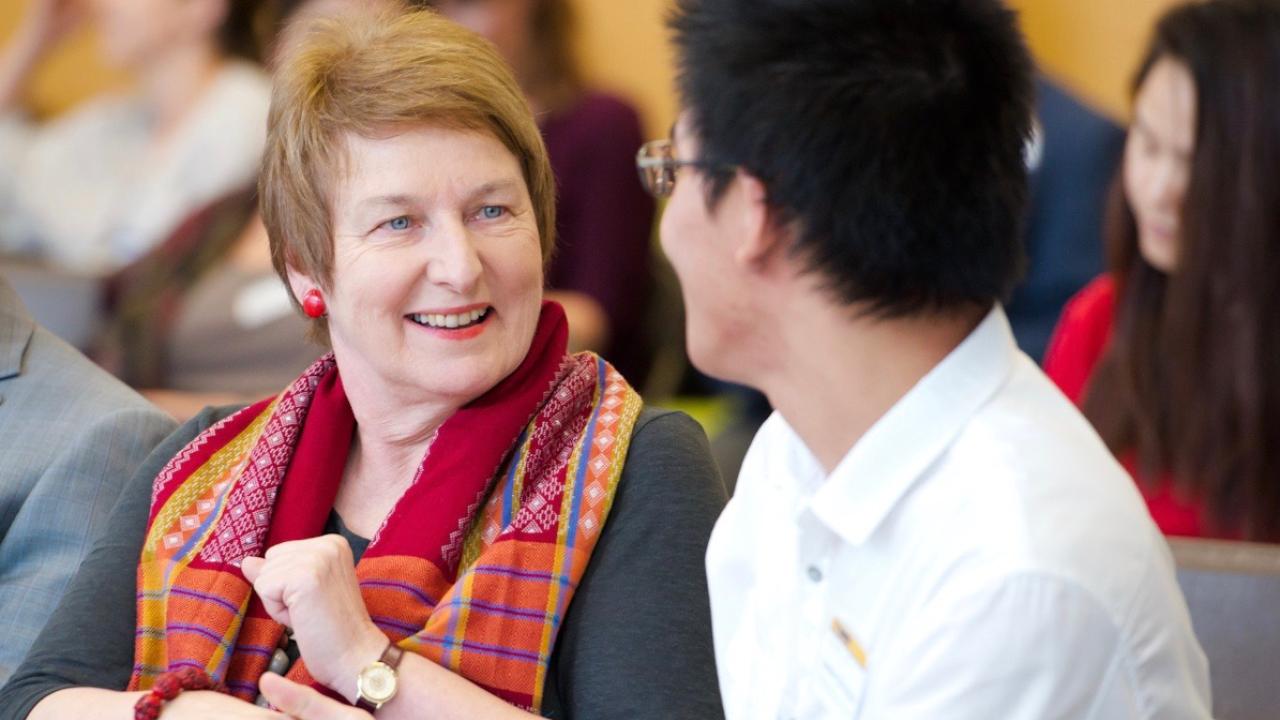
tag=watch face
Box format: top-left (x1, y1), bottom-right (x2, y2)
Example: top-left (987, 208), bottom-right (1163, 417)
top-left (358, 661), bottom-right (398, 704)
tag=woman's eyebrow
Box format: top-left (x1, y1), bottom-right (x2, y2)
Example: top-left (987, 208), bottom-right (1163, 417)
top-left (354, 194), bottom-right (419, 212)
top-left (465, 179), bottom-right (522, 202)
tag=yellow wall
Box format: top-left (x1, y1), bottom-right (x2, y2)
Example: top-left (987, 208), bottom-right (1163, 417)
top-left (577, 0), bottom-right (1187, 130)
top-left (572, 0), bottom-right (676, 138)
top-left (1010, 0), bottom-right (1181, 119)
top-left (0, 1), bottom-right (128, 119)
top-left (3, 0), bottom-right (1185, 128)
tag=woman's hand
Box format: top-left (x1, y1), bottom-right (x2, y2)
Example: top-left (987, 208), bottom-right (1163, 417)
top-left (240, 535), bottom-right (387, 702)
top-left (259, 673), bottom-right (373, 720)
top-left (157, 689), bottom-right (287, 718)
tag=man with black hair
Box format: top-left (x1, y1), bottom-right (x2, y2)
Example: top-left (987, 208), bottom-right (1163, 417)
top-left (641, 0), bottom-right (1212, 717)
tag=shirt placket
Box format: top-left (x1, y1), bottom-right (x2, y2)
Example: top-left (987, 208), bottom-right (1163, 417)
top-left (785, 510), bottom-right (838, 718)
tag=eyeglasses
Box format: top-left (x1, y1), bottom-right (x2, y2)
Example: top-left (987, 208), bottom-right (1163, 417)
top-left (635, 139), bottom-right (730, 198)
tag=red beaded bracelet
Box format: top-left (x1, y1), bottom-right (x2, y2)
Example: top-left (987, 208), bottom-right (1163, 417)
top-left (134, 667), bottom-right (222, 720)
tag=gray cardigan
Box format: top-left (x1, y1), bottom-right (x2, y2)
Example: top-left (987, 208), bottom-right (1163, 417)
top-left (0, 402), bottom-right (727, 719)
top-left (0, 277), bottom-right (174, 684)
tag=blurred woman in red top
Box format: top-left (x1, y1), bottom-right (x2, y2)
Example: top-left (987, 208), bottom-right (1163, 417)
top-left (1044, 0), bottom-right (1280, 541)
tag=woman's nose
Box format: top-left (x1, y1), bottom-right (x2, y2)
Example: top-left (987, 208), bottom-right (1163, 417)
top-left (424, 219), bottom-right (483, 293)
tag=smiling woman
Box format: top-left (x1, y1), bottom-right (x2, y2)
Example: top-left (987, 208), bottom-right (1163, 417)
top-left (1044, 0), bottom-right (1280, 541)
top-left (0, 5), bottom-right (727, 720)
top-left (301, 127), bottom-right (545, 413)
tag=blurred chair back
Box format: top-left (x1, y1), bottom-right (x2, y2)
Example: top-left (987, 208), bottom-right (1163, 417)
top-left (1170, 537), bottom-right (1280, 720)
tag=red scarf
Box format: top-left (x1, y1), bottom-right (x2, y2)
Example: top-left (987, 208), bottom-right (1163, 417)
top-left (130, 302), bottom-right (643, 709)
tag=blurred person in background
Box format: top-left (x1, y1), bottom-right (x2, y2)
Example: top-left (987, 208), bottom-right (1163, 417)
top-left (1045, 0), bottom-right (1280, 541)
top-left (92, 1), bottom-right (393, 422)
top-left (93, 189), bottom-right (317, 421)
top-left (1006, 77), bottom-right (1125, 362)
top-left (424, 0), bottom-right (656, 385)
top-left (0, 0), bottom-right (270, 275)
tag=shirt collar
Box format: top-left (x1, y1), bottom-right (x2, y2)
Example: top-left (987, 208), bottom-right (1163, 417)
top-left (808, 305), bottom-right (1019, 545)
top-left (0, 276), bottom-right (35, 381)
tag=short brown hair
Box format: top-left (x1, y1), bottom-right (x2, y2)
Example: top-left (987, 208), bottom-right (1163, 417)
top-left (260, 4), bottom-right (556, 339)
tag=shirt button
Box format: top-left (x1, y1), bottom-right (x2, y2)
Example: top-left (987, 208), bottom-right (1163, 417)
top-left (807, 565), bottom-right (823, 583)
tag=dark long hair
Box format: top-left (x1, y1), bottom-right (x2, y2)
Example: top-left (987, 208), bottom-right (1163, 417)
top-left (1083, 0), bottom-right (1280, 540)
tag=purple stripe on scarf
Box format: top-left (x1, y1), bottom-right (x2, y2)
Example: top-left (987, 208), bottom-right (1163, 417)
top-left (164, 586), bottom-right (243, 614)
top-left (359, 579), bottom-right (437, 606)
top-left (166, 623), bottom-right (228, 644)
top-left (471, 565), bottom-right (567, 583)
top-left (422, 636), bottom-right (542, 664)
top-left (227, 680), bottom-right (259, 694)
top-left (452, 597), bottom-right (550, 623)
top-left (372, 615), bottom-right (422, 635)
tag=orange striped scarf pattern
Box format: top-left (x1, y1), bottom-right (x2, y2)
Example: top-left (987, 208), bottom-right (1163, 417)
top-left (128, 305), bottom-right (642, 710)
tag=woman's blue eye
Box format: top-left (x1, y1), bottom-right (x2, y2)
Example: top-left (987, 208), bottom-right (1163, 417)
top-left (479, 206), bottom-right (505, 220)
top-left (386, 216), bottom-right (412, 231)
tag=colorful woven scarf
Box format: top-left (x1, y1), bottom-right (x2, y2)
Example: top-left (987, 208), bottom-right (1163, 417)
top-left (128, 303), bottom-right (642, 710)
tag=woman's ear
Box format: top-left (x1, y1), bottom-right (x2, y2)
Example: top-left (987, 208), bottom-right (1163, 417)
top-left (285, 266), bottom-right (318, 306)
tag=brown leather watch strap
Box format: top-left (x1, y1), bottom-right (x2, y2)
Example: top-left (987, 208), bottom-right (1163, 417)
top-left (380, 643), bottom-right (404, 669)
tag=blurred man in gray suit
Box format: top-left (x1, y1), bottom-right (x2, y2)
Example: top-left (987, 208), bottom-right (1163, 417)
top-left (0, 275), bottom-right (174, 682)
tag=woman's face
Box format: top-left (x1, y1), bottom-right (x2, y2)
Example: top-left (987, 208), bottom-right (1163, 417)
top-left (430, 0), bottom-right (536, 73)
top-left (1124, 57), bottom-right (1197, 274)
top-left (89, 0), bottom-right (221, 69)
top-left (314, 126), bottom-right (544, 408)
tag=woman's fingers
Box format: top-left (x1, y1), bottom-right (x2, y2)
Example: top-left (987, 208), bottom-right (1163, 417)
top-left (240, 535), bottom-right (381, 692)
top-left (259, 673), bottom-right (372, 720)
top-left (243, 556), bottom-right (294, 628)
top-left (241, 556), bottom-right (265, 582)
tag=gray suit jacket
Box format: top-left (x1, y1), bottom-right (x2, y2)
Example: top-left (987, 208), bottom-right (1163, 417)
top-left (0, 277), bottom-right (174, 683)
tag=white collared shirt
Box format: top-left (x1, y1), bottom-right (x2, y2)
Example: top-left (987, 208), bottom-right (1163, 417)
top-left (707, 307), bottom-right (1211, 720)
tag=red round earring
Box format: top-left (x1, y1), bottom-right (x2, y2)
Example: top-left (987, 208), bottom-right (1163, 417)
top-left (301, 289), bottom-right (326, 319)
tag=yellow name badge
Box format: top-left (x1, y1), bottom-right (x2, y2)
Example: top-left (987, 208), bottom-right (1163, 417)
top-left (831, 618), bottom-right (868, 668)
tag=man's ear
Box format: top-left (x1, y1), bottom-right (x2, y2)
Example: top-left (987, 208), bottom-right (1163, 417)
top-left (731, 170), bottom-right (787, 267)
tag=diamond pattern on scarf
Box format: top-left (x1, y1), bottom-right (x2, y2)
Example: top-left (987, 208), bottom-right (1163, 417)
top-left (199, 360), bottom-right (330, 566)
top-left (441, 490), bottom-right (487, 569)
top-left (503, 359), bottom-right (596, 540)
top-left (576, 376), bottom-right (630, 540)
top-left (150, 411), bottom-right (242, 506)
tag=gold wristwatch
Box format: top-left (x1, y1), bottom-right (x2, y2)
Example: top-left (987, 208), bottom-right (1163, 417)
top-left (355, 642), bottom-right (403, 711)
